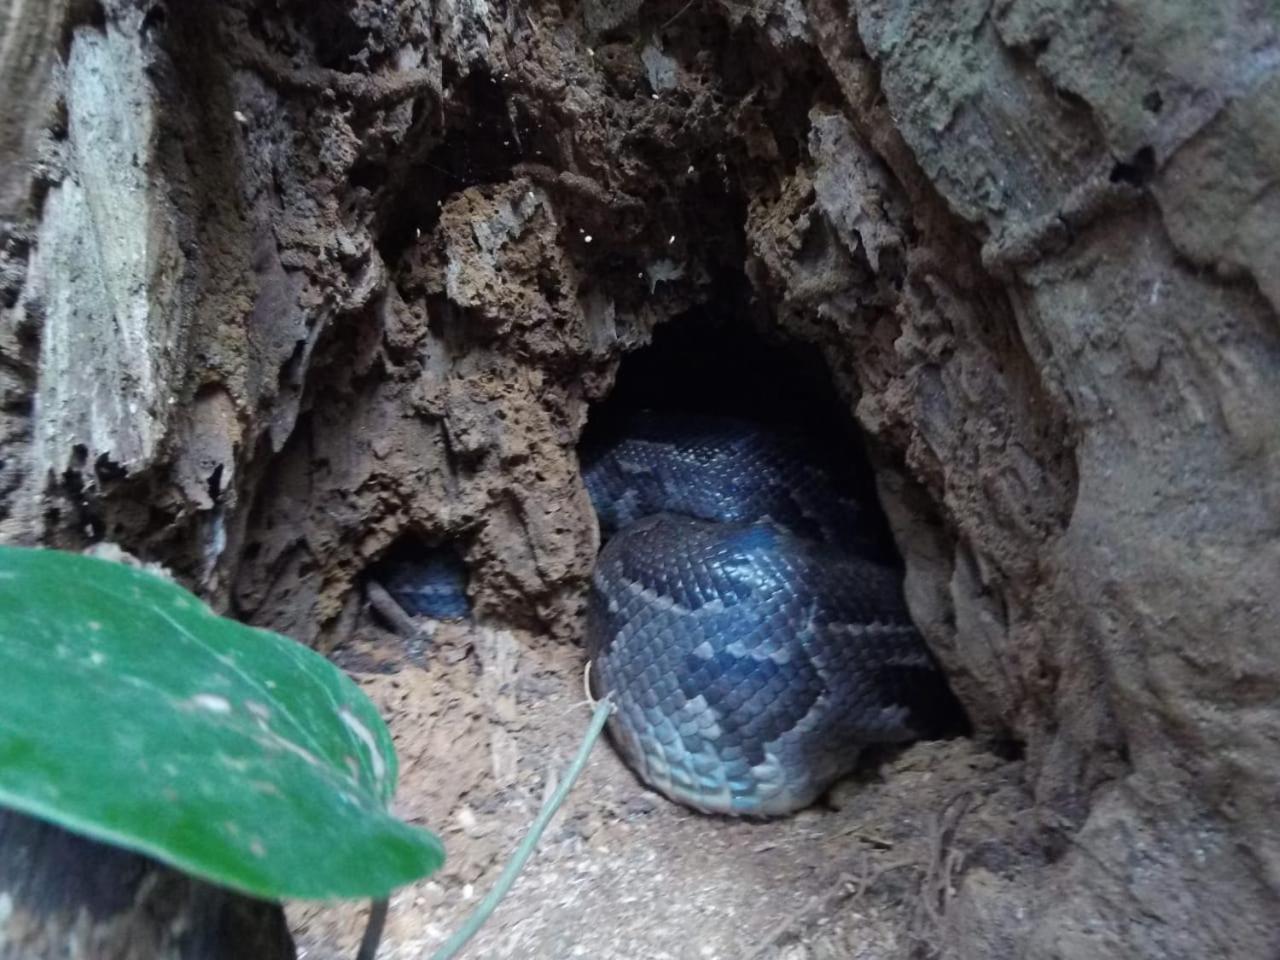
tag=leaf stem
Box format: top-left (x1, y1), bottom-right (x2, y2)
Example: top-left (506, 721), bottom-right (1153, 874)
top-left (356, 897), bottom-right (389, 960)
top-left (427, 697), bottom-right (614, 960)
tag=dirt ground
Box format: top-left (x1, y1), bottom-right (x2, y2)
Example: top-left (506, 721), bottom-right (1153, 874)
top-left (288, 615), bottom-right (1030, 960)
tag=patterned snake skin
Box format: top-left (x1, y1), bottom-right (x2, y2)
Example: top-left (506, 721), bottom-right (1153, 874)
top-left (382, 549), bottom-right (472, 621)
top-left (582, 413), bottom-right (960, 816)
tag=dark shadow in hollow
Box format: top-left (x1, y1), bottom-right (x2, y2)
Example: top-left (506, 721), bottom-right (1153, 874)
top-left (366, 534), bottom-right (471, 622)
top-left (581, 305), bottom-right (893, 553)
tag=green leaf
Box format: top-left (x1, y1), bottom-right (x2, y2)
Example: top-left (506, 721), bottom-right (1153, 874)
top-left (0, 545), bottom-right (443, 900)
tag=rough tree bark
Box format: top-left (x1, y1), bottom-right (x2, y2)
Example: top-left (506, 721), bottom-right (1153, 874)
top-left (1, 1), bottom-right (1277, 958)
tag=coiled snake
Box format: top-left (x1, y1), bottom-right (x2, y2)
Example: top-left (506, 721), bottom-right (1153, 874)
top-left (581, 413), bottom-right (960, 816)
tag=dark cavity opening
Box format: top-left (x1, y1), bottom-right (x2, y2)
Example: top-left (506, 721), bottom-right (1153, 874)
top-left (582, 306), bottom-right (890, 545)
top-left (1109, 145), bottom-right (1156, 187)
top-left (590, 310), bottom-right (845, 427)
top-left (367, 534), bottom-right (472, 623)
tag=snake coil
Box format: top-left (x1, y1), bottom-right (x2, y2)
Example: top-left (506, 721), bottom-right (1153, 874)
top-left (582, 413), bottom-right (961, 816)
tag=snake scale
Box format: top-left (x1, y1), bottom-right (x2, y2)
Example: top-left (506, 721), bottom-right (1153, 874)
top-left (581, 412), bottom-right (961, 817)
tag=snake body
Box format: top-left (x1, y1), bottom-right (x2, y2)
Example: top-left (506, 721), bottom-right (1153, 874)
top-left (582, 413), bottom-right (960, 816)
top-left (382, 550), bottom-right (471, 621)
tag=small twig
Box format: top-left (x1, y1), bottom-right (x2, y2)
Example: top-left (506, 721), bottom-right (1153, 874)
top-left (427, 697), bottom-right (615, 960)
top-left (911, 792), bottom-right (972, 943)
top-left (744, 857), bottom-right (917, 960)
top-left (365, 580), bottom-right (429, 645)
top-left (834, 825), bottom-right (895, 849)
top-left (355, 898), bottom-right (389, 960)
top-left (848, 856), bottom-right (918, 904)
top-left (660, 0), bottom-right (699, 30)
top-left (512, 162), bottom-right (645, 214)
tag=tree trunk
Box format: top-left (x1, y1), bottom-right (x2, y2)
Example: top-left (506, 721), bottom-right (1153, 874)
top-left (0, 1), bottom-right (293, 955)
top-left (0, 809), bottom-right (293, 959)
top-left (2, 1), bottom-right (1278, 958)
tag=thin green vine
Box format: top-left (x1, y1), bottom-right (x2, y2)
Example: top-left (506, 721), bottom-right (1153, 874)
top-left (427, 696), bottom-right (614, 960)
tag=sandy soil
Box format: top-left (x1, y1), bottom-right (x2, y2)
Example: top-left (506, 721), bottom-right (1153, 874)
top-left (288, 616), bottom-right (1025, 960)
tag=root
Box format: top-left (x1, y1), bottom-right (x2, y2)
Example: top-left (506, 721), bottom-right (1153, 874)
top-left (743, 852), bottom-right (921, 960)
top-left (909, 791), bottom-right (973, 954)
top-left (365, 580), bottom-right (432, 646)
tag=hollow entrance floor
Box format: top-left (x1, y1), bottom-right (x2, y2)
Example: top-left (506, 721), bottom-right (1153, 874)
top-left (289, 620), bottom-right (1028, 960)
